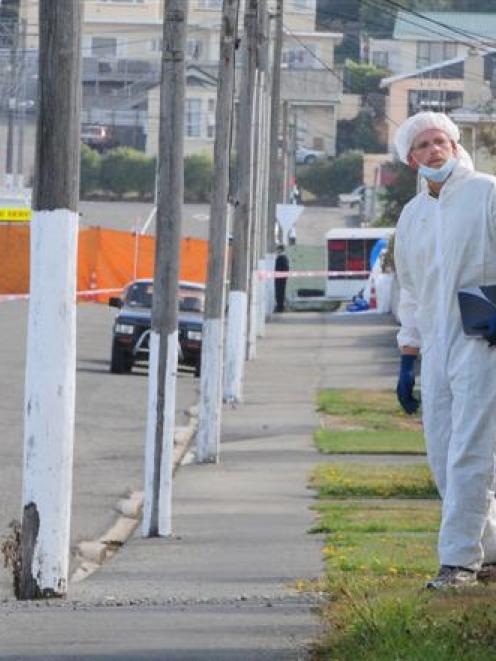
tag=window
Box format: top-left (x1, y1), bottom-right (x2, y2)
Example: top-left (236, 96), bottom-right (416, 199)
top-left (416, 41), bottom-right (458, 68)
top-left (327, 239), bottom-right (378, 275)
top-left (196, 0), bottom-right (222, 8)
top-left (282, 44), bottom-right (320, 69)
top-left (150, 38), bottom-right (163, 52)
top-left (185, 98), bottom-right (202, 137)
top-left (372, 51), bottom-right (389, 68)
top-left (187, 39), bottom-right (204, 60)
top-left (408, 90), bottom-right (463, 115)
top-left (208, 98), bottom-right (215, 113)
top-left (91, 37), bottom-right (117, 57)
top-left (291, 0), bottom-right (315, 9)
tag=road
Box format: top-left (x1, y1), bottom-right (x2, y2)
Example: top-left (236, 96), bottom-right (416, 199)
top-left (0, 300), bottom-right (199, 599)
top-left (79, 200), bottom-right (354, 244)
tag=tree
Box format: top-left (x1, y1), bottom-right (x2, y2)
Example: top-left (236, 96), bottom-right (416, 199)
top-left (377, 161), bottom-right (417, 225)
top-left (298, 150), bottom-right (363, 205)
top-left (344, 61), bottom-right (389, 95)
top-left (337, 111), bottom-right (386, 154)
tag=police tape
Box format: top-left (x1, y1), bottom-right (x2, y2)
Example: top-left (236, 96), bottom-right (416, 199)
top-left (257, 269), bottom-right (370, 279)
top-left (0, 272), bottom-right (371, 303)
top-left (0, 287), bottom-right (124, 304)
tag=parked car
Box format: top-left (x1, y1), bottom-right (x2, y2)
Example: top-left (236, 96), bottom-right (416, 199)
top-left (295, 147), bottom-right (327, 165)
top-left (81, 124), bottom-right (115, 152)
top-left (109, 279), bottom-right (205, 376)
top-left (338, 185), bottom-right (366, 209)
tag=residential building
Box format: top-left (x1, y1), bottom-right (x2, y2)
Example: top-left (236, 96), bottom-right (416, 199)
top-left (380, 49), bottom-right (496, 154)
top-left (367, 11), bottom-right (496, 76)
top-left (2, 0), bottom-right (344, 185)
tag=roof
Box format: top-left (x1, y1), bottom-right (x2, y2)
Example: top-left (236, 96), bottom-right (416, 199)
top-left (326, 228), bottom-right (395, 240)
top-left (393, 11), bottom-right (496, 43)
top-left (380, 55), bottom-right (465, 87)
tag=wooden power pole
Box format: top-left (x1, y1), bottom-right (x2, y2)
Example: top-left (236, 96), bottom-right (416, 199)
top-left (143, 0), bottom-right (188, 537)
top-left (247, 0), bottom-right (268, 361)
top-left (19, 0), bottom-right (82, 600)
top-left (266, 0), bottom-right (283, 253)
top-left (223, 0), bottom-right (258, 403)
top-left (196, 0), bottom-right (239, 463)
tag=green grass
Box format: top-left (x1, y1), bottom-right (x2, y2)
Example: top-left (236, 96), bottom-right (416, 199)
top-left (317, 389), bottom-right (411, 432)
top-left (311, 500), bottom-right (440, 534)
top-left (314, 578), bottom-right (496, 660)
top-left (311, 389), bottom-right (496, 660)
top-left (315, 429), bottom-right (426, 454)
top-left (322, 531), bottom-right (438, 578)
top-left (310, 462), bottom-right (438, 499)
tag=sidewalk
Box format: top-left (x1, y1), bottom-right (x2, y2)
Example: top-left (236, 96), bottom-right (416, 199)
top-left (0, 311), bottom-right (399, 660)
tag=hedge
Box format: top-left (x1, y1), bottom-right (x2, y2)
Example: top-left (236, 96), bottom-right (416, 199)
top-left (80, 146), bottom-right (213, 202)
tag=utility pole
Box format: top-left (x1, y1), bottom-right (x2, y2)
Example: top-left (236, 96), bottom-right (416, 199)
top-left (281, 100), bottom-right (289, 204)
top-left (266, 0), bottom-right (283, 251)
top-left (143, 0), bottom-right (188, 537)
top-left (223, 0), bottom-right (258, 403)
top-left (265, 0), bottom-right (283, 315)
top-left (247, 0), bottom-right (268, 361)
top-left (16, 17), bottom-right (26, 188)
top-left (19, 0), bottom-right (82, 600)
top-left (256, 3), bottom-right (272, 337)
top-left (5, 0), bottom-right (19, 190)
top-left (196, 0), bottom-right (239, 464)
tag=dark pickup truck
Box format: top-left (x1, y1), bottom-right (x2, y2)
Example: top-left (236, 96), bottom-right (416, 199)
top-left (109, 279), bottom-right (204, 376)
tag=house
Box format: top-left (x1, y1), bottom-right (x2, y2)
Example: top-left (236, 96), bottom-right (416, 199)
top-left (380, 49), bottom-right (496, 154)
top-left (367, 11), bottom-right (496, 76)
top-left (2, 0), bottom-right (346, 186)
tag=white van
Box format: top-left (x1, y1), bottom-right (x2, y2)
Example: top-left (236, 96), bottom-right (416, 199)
top-left (325, 227), bottom-right (395, 300)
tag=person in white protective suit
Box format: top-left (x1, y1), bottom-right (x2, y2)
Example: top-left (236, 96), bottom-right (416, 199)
top-left (394, 111), bottom-right (496, 590)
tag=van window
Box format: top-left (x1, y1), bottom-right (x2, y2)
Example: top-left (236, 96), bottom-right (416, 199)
top-left (328, 238), bottom-right (382, 274)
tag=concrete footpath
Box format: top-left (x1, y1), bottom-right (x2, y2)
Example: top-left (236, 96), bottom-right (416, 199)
top-left (0, 312), bottom-right (398, 660)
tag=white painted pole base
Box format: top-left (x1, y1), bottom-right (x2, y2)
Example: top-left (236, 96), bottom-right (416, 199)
top-left (247, 272), bottom-right (257, 361)
top-left (256, 258), bottom-right (266, 337)
top-left (197, 318), bottom-right (223, 463)
top-left (143, 330), bottom-right (178, 537)
top-left (265, 253), bottom-right (276, 316)
top-left (223, 290), bottom-right (247, 403)
top-left (22, 209), bottom-right (78, 596)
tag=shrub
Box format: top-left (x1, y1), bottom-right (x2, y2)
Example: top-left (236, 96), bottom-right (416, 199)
top-left (184, 153), bottom-right (213, 202)
top-left (100, 147), bottom-right (154, 199)
top-left (298, 150), bottom-right (363, 205)
top-left (80, 144), bottom-right (102, 196)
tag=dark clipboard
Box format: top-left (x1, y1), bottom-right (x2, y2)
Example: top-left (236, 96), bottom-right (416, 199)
top-left (458, 285), bottom-right (496, 336)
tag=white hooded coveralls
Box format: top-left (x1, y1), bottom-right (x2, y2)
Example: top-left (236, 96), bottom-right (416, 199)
top-left (395, 161), bottom-right (496, 570)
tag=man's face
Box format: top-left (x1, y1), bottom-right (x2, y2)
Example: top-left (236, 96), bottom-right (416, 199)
top-left (407, 128), bottom-right (457, 170)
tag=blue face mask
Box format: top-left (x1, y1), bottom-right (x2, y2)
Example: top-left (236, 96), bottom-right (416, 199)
top-left (418, 158), bottom-right (457, 183)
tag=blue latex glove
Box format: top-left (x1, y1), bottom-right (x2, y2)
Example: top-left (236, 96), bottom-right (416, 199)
top-left (396, 354), bottom-right (419, 415)
top-left (474, 315), bottom-right (496, 347)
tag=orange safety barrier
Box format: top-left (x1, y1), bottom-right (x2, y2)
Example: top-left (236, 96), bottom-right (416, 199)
top-left (0, 225), bottom-right (208, 303)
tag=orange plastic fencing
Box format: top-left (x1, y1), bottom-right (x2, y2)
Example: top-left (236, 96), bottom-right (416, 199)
top-left (0, 225), bottom-right (208, 302)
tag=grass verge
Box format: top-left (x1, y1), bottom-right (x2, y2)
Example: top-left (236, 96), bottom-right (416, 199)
top-left (315, 429), bottom-right (425, 454)
top-left (310, 462), bottom-right (437, 499)
top-left (311, 389), bottom-right (496, 660)
top-left (317, 389), bottom-right (419, 432)
top-left (311, 500), bottom-right (440, 534)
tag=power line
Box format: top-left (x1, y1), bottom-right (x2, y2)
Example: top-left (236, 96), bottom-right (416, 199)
top-left (380, 0), bottom-right (496, 50)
